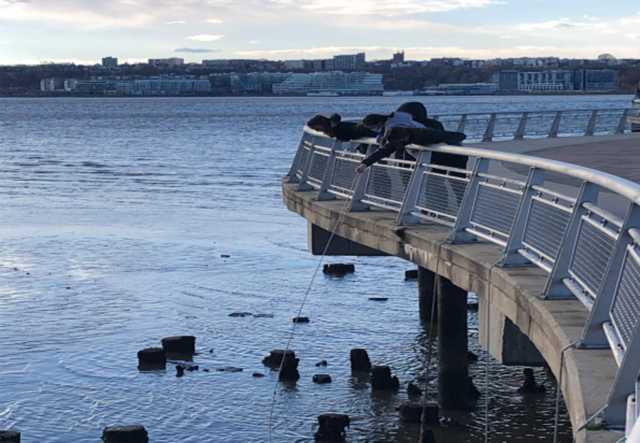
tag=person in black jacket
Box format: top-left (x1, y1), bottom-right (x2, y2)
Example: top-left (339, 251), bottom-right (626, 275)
top-left (306, 113), bottom-right (376, 142)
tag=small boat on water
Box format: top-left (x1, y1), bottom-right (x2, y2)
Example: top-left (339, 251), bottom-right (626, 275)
top-left (630, 84), bottom-right (640, 132)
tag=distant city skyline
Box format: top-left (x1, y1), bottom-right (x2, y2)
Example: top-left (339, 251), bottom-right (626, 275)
top-left (1, 0), bottom-right (639, 65)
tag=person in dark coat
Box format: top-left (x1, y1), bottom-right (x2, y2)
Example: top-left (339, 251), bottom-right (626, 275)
top-left (306, 113), bottom-right (376, 142)
top-left (394, 101), bottom-right (468, 172)
top-left (356, 103), bottom-right (466, 173)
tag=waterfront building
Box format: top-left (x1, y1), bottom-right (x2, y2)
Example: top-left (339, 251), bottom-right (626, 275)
top-left (39, 77), bottom-right (65, 92)
top-left (227, 72), bottom-right (290, 95)
top-left (272, 71), bottom-right (383, 96)
top-left (517, 70), bottom-right (572, 91)
top-left (102, 57), bottom-right (118, 69)
top-left (495, 71), bottom-right (519, 92)
top-left (332, 53), bottom-right (366, 71)
top-left (64, 76), bottom-right (211, 96)
top-left (421, 82), bottom-right (497, 95)
top-left (573, 69), bottom-right (618, 91)
top-left (283, 60), bottom-right (306, 70)
top-left (148, 58), bottom-right (185, 67)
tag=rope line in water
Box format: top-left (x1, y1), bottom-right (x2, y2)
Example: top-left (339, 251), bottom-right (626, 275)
top-left (267, 174), bottom-right (359, 443)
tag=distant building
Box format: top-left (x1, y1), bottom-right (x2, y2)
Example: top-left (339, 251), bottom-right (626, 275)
top-left (495, 71), bottom-right (519, 91)
top-left (332, 53), bottom-right (365, 71)
top-left (424, 82), bottom-right (497, 95)
top-left (392, 51), bottom-right (405, 64)
top-left (102, 57), bottom-right (118, 69)
top-left (64, 76), bottom-right (211, 96)
top-left (40, 78), bottom-right (65, 92)
top-left (148, 58), bottom-right (185, 67)
top-left (273, 71), bottom-right (383, 96)
top-left (283, 60), bottom-right (306, 70)
top-left (573, 69), bottom-right (618, 91)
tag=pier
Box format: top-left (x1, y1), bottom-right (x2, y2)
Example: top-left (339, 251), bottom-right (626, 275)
top-left (282, 109), bottom-right (640, 443)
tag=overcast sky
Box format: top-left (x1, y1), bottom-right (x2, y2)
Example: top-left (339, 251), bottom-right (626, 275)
top-left (1, 0), bottom-right (639, 65)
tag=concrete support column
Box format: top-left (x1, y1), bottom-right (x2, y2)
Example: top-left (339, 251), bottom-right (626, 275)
top-left (418, 267), bottom-right (437, 324)
top-left (437, 276), bottom-right (470, 410)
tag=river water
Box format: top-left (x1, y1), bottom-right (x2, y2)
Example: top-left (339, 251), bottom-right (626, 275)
top-left (0, 95), bottom-right (632, 442)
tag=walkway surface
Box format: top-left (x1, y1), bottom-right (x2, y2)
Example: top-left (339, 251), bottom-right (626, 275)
top-left (472, 133), bottom-right (640, 182)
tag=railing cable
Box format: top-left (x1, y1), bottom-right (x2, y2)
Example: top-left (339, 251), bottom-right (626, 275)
top-left (553, 341), bottom-right (578, 443)
top-left (267, 174), bottom-right (360, 442)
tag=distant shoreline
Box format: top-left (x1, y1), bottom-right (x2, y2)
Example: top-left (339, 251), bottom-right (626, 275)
top-left (0, 92), bottom-right (633, 99)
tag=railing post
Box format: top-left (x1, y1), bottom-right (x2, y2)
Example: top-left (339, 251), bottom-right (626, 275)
top-left (296, 141), bottom-right (315, 192)
top-left (396, 149), bottom-right (432, 226)
top-left (514, 112), bottom-right (528, 140)
top-left (543, 181), bottom-right (599, 299)
top-left (581, 203), bottom-right (640, 348)
top-left (548, 111), bottom-right (562, 138)
top-left (482, 113), bottom-right (497, 142)
top-left (447, 158), bottom-right (490, 243)
top-left (584, 110), bottom-right (599, 136)
top-left (498, 167), bottom-right (546, 267)
top-left (316, 140), bottom-right (340, 201)
top-left (616, 109), bottom-right (630, 135)
top-left (286, 134), bottom-right (308, 183)
top-left (457, 114), bottom-right (468, 133)
top-left (349, 145), bottom-right (376, 212)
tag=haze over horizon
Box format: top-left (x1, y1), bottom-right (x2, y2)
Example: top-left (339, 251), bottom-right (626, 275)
top-left (1, 0), bottom-right (639, 65)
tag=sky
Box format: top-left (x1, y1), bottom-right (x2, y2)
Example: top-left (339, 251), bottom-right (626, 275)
top-left (0, 0), bottom-right (639, 65)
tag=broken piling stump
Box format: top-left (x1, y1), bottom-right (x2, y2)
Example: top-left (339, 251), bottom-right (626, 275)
top-left (349, 348), bottom-right (371, 373)
top-left (161, 336), bottom-right (196, 357)
top-left (371, 366), bottom-right (399, 391)
top-left (137, 347), bottom-right (166, 371)
top-left (101, 425), bottom-right (148, 443)
top-left (0, 431), bottom-right (20, 443)
top-left (314, 413), bottom-right (350, 442)
top-left (323, 264), bottom-right (355, 276)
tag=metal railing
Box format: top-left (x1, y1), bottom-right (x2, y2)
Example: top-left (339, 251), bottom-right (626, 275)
top-left (430, 108), bottom-right (631, 142)
top-left (286, 124), bottom-right (640, 435)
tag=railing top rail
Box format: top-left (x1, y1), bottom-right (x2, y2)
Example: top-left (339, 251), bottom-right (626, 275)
top-left (433, 107), bottom-right (631, 119)
top-left (303, 125), bottom-right (640, 205)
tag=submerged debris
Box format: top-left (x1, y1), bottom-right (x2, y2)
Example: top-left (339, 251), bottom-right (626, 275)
top-left (517, 368), bottom-right (546, 394)
top-left (315, 360), bottom-right (328, 367)
top-left (313, 374), bottom-right (332, 384)
top-left (229, 312), bottom-right (252, 318)
top-left (292, 316), bottom-right (310, 324)
top-left (368, 297), bottom-right (388, 302)
top-left (407, 382), bottom-right (422, 399)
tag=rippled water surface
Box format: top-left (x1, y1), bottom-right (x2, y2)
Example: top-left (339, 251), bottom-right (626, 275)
top-left (0, 95), bottom-right (632, 442)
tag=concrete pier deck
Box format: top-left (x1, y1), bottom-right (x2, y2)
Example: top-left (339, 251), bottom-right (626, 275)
top-left (283, 133), bottom-right (640, 443)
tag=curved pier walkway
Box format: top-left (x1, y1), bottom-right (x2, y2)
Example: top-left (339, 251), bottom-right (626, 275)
top-left (283, 125), bottom-right (640, 443)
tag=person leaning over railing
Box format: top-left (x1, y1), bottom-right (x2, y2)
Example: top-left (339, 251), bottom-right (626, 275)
top-left (355, 110), bottom-right (467, 174)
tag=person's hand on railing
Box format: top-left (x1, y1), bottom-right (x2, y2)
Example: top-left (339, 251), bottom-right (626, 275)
top-left (356, 163), bottom-right (367, 174)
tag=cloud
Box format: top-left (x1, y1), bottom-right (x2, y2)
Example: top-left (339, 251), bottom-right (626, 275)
top-left (206, 18), bottom-right (224, 24)
top-left (175, 47), bottom-right (222, 53)
top-left (166, 20), bottom-right (187, 25)
top-left (295, 0), bottom-right (502, 16)
top-left (187, 34), bottom-right (224, 42)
